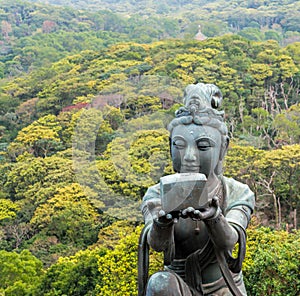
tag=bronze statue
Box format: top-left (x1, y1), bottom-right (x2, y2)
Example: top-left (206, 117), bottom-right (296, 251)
top-left (138, 83), bottom-right (255, 296)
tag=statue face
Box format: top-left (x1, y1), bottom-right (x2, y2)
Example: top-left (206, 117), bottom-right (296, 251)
top-left (171, 124), bottom-right (222, 178)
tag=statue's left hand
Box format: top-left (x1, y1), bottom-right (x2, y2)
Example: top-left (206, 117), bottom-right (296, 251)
top-left (198, 196), bottom-right (220, 220)
top-left (181, 196), bottom-right (220, 220)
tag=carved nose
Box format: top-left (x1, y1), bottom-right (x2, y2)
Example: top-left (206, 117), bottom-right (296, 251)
top-left (184, 146), bottom-right (197, 162)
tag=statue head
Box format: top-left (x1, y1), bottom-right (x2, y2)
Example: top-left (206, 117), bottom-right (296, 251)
top-left (168, 83), bottom-right (229, 178)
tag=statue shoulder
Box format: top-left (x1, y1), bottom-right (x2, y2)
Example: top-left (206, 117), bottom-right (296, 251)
top-left (222, 176), bottom-right (255, 213)
top-left (143, 183), bottom-right (161, 202)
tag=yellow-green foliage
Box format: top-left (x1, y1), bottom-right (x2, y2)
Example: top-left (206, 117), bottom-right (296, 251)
top-left (97, 128), bottom-right (171, 199)
top-left (97, 220), bottom-right (138, 249)
top-left (244, 227), bottom-right (300, 296)
top-left (4, 154), bottom-right (74, 202)
top-left (8, 115), bottom-right (63, 158)
top-left (14, 115), bottom-right (61, 145)
top-left (96, 223), bottom-right (163, 296)
top-left (0, 221), bottom-right (297, 296)
top-left (0, 21), bottom-right (299, 295)
top-left (33, 247), bottom-right (105, 296)
top-left (224, 144), bottom-right (264, 182)
top-left (273, 103), bottom-right (300, 145)
top-left (0, 199), bottom-right (20, 222)
top-left (96, 225), bottom-right (142, 296)
top-left (0, 249), bottom-right (43, 296)
top-left (225, 144), bottom-right (300, 229)
top-left (30, 183), bottom-right (102, 244)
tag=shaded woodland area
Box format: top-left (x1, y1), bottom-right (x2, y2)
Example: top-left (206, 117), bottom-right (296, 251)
top-left (0, 1), bottom-right (299, 295)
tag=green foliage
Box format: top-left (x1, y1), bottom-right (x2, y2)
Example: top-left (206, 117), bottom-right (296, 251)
top-left (30, 183), bottom-right (102, 246)
top-left (95, 224), bottom-right (300, 296)
top-left (0, 249), bottom-right (43, 295)
top-left (1, 35), bottom-right (299, 149)
top-left (225, 143), bottom-right (300, 228)
top-left (273, 103), bottom-right (300, 145)
top-left (7, 115), bottom-right (64, 158)
top-left (122, 95), bottom-right (161, 119)
top-left (34, 248), bottom-right (105, 296)
top-left (224, 144), bottom-right (264, 186)
top-left (97, 127), bottom-right (171, 199)
top-left (3, 154), bottom-right (74, 203)
top-left (244, 227), bottom-right (300, 296)
top-left (253, 144), bottom-right (300, 228)
top-left (96, 221), bottom-right (163, 295)
top-left (24, 0), bottom-right (300, 45)
top-left (0, 199), bottom-right (20, 222)
top-left (96, 225), bottom-right (141, 295)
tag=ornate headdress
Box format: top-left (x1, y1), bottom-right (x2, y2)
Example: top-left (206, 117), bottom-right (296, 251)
top-left (168, 83), bottom-right (227, 136)
top-left (168, 83), bottom-right (229, 175)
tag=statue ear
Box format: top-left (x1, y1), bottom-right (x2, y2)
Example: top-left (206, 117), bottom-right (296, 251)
top-left (170, 136), bottom-right (180, 173)
top-left (215, 137), bottom-right (229, 176)
top-left (220, 136), bottom-right (229, 161)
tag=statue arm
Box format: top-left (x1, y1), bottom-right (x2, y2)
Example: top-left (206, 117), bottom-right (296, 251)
top-left (141, 185), bottom-right (174, 253)
top-left (201, 194), bottom-right (252, 251)
top-left (204, 208), bottom-right (239, 250)
top-left (204, 177), bottom-right (254, 251)
top-left (147, 218), bottom-right (174, 252)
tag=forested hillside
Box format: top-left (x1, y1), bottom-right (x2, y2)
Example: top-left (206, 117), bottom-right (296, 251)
top-left (28, 0), bottom-right (300, 43)
top-left (1, 0), bottom-right (300, 79)
top-left (0, 0), bottom-right (299, 295)
top-left (0, 0), bottom-right (182, 78)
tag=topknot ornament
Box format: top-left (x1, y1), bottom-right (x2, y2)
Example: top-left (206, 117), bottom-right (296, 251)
top-left (175, 83), bottom-right (224, 119)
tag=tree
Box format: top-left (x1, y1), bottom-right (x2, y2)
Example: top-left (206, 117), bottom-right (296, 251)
top-left (15, 97), bottom-right (39, 125)
top-left (34, 248), bottom-right (105, 296)
top-left (97, 127), bottom-right (171, 200)
top-left (0, 249), bottom-right (43, 296)
top-left (1, 20), bottom-right (12, 40)
top-left (249, 63), bottom-right (273, 86)
top-left (96, 225), bottom-right (142, 296)
top-left (244, 227), bottom-right (300, 296)
top-left (0, 154), bottom-right (76, 251)
top-left (224, 144), bottom-right (264, 191)
top-left (273, 103), bottom-right (300, 145)
top-left (253, 145), bottom-right (300, 229)
top-left (42, 20), bottom-right (57, 33)
top-left (8, 115), bottom-right (63, 158)
top-left (4, 154), bottom-right (74, 204)
top-left (30, 183), bottom-right (103, 246)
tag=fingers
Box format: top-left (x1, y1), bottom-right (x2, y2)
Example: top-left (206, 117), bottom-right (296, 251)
top-left (182, 206), bottom-right (195, 217)
top-left (180, 199), bottom-right (220, 220)
top-left (197, 206), bottom-right (216, 220)
top-left (210, 196), bottom-right (219, 207)
top-left (146, 196), bottom-right (220, 222)
top-left (181, 207), bottom-right (202, 220)
top-left (157, 210), bottom-right (178, 224)
top-left (158, 209), bottom-right (166, 218)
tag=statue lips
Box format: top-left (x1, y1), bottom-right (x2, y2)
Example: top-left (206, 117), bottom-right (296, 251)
top-left (181, 164), bottom-right (200, 173)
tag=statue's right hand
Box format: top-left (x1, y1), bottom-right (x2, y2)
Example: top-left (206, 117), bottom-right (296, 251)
top-left (145, 198), bottom-right (162, 220)
top-left (145, 198), bottom-right (175, 225)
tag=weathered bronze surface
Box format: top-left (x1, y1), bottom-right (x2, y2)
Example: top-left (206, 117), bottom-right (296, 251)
top-left (139, 83), bottom-right (255, 296)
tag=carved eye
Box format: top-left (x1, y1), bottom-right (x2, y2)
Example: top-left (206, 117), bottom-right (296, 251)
top-left (173, 139), bottom-right (186, 149)
top-left (197, 139), bottom-right (213, 151)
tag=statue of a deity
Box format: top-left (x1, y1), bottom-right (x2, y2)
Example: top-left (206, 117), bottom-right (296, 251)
top-left (138, 83), bottom-right (255, 296)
